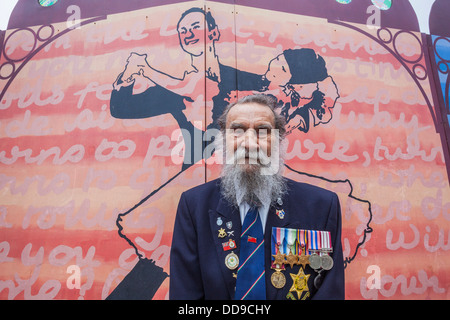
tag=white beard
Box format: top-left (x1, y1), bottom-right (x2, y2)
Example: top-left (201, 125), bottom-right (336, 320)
top-left (219, 147), bottom-right (287, 207)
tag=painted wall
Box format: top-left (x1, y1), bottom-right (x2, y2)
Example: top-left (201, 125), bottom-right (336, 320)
top-left (0, 0), bottom-right (449, 300)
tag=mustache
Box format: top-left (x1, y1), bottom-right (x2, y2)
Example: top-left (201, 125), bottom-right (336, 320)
top-left (228, 147), bottom-right (272, 166)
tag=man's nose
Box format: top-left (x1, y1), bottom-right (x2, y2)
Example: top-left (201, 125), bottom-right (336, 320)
top-left (241, 129), bottom-right (259, 151)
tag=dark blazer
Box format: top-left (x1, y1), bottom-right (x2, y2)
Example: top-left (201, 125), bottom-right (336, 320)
top-left (169, 177), bottom-right (345, 300)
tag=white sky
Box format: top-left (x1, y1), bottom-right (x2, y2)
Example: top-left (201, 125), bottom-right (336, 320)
top-left (0, 0), bottom-right (438, 33)
top-left (0, 0), bottom-right (18, 30)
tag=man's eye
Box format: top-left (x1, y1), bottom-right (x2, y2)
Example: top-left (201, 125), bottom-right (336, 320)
top-left (257, 129), bottom-right (270, 137)
top-left (232, 128), bottom-right (245, 137)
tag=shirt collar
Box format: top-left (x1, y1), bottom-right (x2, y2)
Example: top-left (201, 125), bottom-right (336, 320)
top-left (236, 192), bottom-right (271, 234)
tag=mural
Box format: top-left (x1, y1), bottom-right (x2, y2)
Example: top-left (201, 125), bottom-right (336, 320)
top-left (0, 0), bottom-right (449, 300)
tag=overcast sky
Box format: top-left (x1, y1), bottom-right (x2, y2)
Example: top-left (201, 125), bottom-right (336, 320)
top-left (0, 0), bottom-right (18, 30)
top-left (0, 0), bottom-right (438, 33)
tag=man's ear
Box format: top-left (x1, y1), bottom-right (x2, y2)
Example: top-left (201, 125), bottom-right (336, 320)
top-left (208, 26), bottom-right (220, 41)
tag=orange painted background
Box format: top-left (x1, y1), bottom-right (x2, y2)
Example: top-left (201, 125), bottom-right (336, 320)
top-left (0, 0), bottom-right (449, 299)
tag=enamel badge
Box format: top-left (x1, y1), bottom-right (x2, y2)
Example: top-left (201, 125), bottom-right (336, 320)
top-left (222, 239), bottom-right (236, 251)
top-left (225, 252), bottom-right (239, 270)
top-left (276, 209), bottom-right (285, 219)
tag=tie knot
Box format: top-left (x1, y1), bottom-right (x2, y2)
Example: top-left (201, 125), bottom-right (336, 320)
top-left (244, 206), bottom-right (259, 222)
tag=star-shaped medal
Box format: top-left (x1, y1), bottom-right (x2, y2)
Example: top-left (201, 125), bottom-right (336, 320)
top-left (285, 251), bottom-right (298, 269)
top-left (289, 267), bottom-right (310, 300)
top-left (297, 248), bottom-right (310, 268)
top-left (272, 250), bottom-right (286, 269)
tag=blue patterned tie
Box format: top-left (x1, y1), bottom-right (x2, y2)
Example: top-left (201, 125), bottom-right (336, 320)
top-left (235, 206), bottom-right (266, 300)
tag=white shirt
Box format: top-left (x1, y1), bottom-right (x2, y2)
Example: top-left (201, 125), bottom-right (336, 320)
top-left (234, 181), bottom-right (272, 233)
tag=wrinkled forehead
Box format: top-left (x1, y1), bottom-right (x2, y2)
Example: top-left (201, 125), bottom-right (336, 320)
top-left (226, 102), bottom-right (276, 127)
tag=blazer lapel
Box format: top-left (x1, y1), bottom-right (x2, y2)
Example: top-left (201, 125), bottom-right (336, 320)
top-left (208, 197), bottom-right (242, 299)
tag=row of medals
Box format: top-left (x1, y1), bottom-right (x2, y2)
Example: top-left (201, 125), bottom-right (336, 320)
top-left (271, 244), bottom-right (334, 293)
top-left (218, 209), bottom-right (334, 298)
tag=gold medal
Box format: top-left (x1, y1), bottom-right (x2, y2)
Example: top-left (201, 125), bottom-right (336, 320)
top-left (225, 252), bottom-right (239, 270)
top-left (270, 269), bottom-right (286, 289)
top-left (271, 230), bottom-right (287, 289)
top-left (289, 267), bottom-right (310, 299)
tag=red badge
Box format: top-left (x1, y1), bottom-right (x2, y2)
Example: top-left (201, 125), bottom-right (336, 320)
top-left (248, 236), bottom-right (257, 243)
top-left (222, 239), bottom-right (236, 251)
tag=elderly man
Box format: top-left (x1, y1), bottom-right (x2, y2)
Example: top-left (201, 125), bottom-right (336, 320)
top-left (169, 94), bottom-right (344, 300)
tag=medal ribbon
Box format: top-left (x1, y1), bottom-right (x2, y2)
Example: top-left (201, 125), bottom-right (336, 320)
top-left (307, 230), bottom-right (321, 254)
top-left (271, 227), bottom-right (286, 259)
top-left (320, 231), bottom-right (332, 253)
top-left (271, 228), bottom-right (277, 259)
top-left (279, 227), bottom-right (286, 254)
top-left (274, 228), bottom-right (331, 257)
top-left (285, 228), bottom-right (297, 254)
top-left (297, 229), bottom-right (306, 253)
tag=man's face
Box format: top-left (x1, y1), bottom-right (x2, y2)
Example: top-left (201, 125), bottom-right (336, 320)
top-left (225, 102), bottom-right (277, 173)
top-left (177, 12), bottom-right (205, 57)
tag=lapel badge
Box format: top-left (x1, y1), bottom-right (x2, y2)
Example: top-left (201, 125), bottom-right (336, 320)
top-left (226, 221), bottom-right (233, 229)
top-left (275, 198), bottom-right (285, 219)
top-left (222, 239), bottom-right (237, 251)
top-left (276, 209), bottom-right (285, 219)
top-left (225, 252), bottom-right (239, 270)
top-left (216, 217), bottom-right (223, 226)
top-left (277, 198), bottom-right (283, 206)
top-left (218, 228), bottom-right (227, 238)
